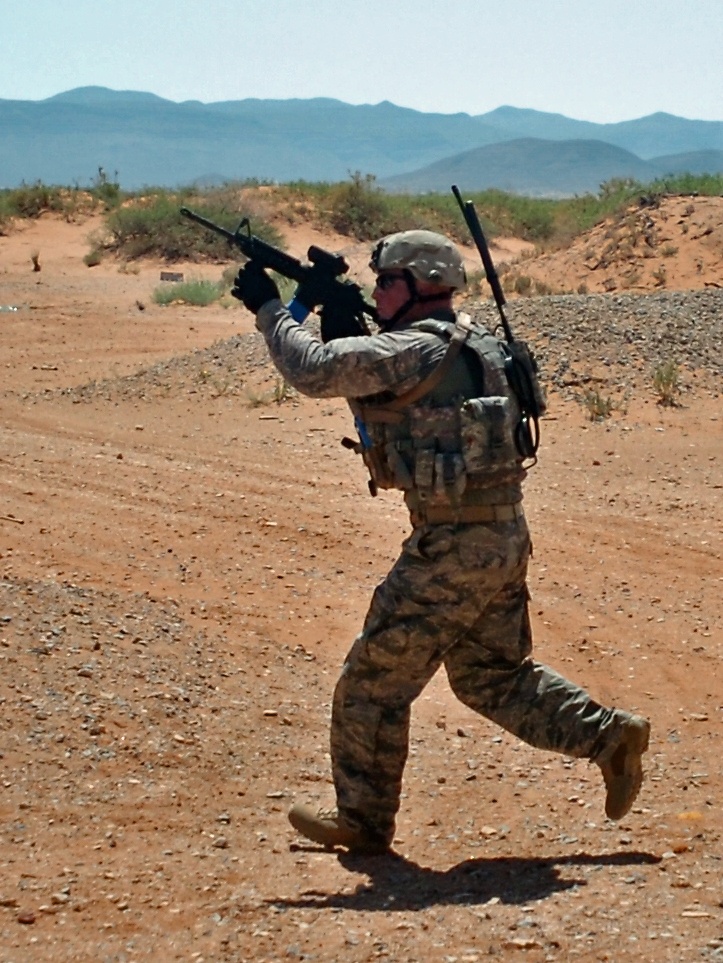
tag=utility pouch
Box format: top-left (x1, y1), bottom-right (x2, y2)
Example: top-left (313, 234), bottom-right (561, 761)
top-left (460, 395), bottom-right (520, 475)
top-left (414, 448), bottom-right (436, 495)
top-left (360, 444), bottom-right (397, 491)
top-left (434, 452), bottom-right (466, 500)
top-left (408, 404), bottom-right (459, 452)
top-left (385, 443), bottom-right (414, 490)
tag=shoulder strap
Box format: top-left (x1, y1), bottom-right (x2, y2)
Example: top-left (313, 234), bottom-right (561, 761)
top-left (370, 314), bottom-right (474, 416)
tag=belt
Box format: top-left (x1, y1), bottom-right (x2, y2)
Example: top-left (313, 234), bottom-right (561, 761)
top-left (411, 502), bottom-right (525, 526)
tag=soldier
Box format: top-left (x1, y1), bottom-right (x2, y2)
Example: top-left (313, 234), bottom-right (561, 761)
top-left (232, 230), bottom-right (650, 855)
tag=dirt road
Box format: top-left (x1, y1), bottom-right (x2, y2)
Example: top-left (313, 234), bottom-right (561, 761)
top-left (0, 213), bottom-right (721, 962)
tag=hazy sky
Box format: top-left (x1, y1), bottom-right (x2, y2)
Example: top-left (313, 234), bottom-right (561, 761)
top-left (3, 0), bottom-right (721, 122)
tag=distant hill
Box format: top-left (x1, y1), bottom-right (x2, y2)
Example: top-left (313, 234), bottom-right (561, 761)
top-left (473, 106), bottom-right (723, 159)
top-left (380, 139), bottom-right (666, 197)
top-left (0, 87), bottom-right (721, 194)
top-left (0, 87), bottom-right (507, 189)
top-left (45, 87), bottom-right (171, 107)
top-left (650, 149), bottom-right (723, 176)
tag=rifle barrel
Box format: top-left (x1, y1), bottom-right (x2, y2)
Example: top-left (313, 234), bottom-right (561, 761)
top-left (179, 207), bottom-right (237, 243)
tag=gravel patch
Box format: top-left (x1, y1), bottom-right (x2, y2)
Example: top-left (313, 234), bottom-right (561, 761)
top-left (469, 289), bottom-right (723, 397)
top-left (23, 290), bottom-right (723, 405)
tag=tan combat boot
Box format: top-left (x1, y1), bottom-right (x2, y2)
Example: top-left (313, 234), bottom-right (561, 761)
top-left (288, 804), bottom-right (390, 855)
top-left (597, 715), bottom-right (651, 819)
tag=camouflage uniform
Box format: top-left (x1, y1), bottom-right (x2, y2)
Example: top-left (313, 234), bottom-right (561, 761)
top-left (256, 299), bottom-right (638, 846)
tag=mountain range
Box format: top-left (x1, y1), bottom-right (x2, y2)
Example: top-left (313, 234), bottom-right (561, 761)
top-left (1, 87), bottom-right (722, 197)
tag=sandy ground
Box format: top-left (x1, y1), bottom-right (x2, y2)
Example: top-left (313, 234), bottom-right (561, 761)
top-left (0, 209), bottom-right (721, 962)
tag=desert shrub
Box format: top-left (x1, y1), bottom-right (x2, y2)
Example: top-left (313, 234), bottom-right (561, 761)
top-left (652, 264), bottom-right (667, 286)
top-left (621, 270), bottom-right (641, 289)
top-left (245, 376), bottom-right (297, 407)
top-left (100, 192), bottom-right (284, 262)
top-left (441, 189), bottom-right (553, 243)
top-left (89, 167), bottom-right (122, 209)
top-left (268, 172), bottom-right (722, 252)
top-left (499, 197), bottom-right (555, 241)
top-left (598, 177), bottom-right (642, 203)
top-left (327, 172), bottom-right (459, 240)
top-left (0, 182), bottom-right (80, 219)
top-left (328, 172), bottom-right (395, 240)
top-left (512, 274), bottom-right (533, 295)
top-left (464, 269), bottom-right (486, 296)
top-left (220, 264), bottom-right (238, 288)
top-left (268, 272), bottom-right (296, 303)
top-left (250, 170), bottom-right (720, 253)
top-left (653, 361), bottom-right (680, 406)
top-left (391, 192), bottom-right (475, 243)
top-left (0, 174), bottom-right (126, 223)
top-left (152, 277), bottom-right (225, 306)
top-left (581, 389), bottom-right (615, 421)
top-left (84, 249), bottom-right (103, 267)
top-left (264, 171), bottom-right (723, 251)
top-left (219, 265), bottom-right (294, 303)
top-left (0, 199), bottom-right (11, 231)
top-left (278, 177), bottom-right (484, 243)
top-left (649, 172), bottom-right (723, 195)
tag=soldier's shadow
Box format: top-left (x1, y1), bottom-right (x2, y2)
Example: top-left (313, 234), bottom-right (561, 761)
top-left (269, 848), bottom-right (661, 912)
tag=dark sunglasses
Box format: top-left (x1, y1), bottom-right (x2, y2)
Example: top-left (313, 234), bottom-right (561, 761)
top-left (375, 273), bottom-right (406, 291)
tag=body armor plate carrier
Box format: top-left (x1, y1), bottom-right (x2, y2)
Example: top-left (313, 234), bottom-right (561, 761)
top-left (344, 314), bottom-right (546, 514)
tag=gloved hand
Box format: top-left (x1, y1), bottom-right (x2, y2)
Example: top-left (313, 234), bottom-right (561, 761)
top-left (231, 262), bottom-right (280, 313)
top-left (293, 269), bottom-right (329, 312)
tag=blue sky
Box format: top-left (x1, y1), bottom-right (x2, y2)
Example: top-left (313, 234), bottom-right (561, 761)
top-left (3, 0), bottom-right (721, 122)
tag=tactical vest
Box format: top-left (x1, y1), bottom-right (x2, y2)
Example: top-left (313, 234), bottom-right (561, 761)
top-left (346, 314), bottom-right (538, 515)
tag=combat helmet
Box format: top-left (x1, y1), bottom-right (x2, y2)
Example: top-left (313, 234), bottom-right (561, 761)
top-left (370, 230), bottom-right (466, 290)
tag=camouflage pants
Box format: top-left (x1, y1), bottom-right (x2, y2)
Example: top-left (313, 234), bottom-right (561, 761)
top-left (331, 515), bottom-right (632, 844)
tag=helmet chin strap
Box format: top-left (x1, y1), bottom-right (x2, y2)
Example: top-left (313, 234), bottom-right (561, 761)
top-left (378, 270), bottom-right (448, 331)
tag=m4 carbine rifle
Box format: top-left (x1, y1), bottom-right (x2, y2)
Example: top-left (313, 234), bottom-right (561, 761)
top-left (179, 206), bottom-right (376, 342)
top-left (452, 185), bottom-right (547, 461)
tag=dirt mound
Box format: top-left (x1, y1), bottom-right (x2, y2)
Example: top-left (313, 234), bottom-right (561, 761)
top-left (507, 195), bottom-right (723, 296)
top-left (274, 194), bottom-right (723, 301)
top-left (0, 213), bottom-right (721, 962)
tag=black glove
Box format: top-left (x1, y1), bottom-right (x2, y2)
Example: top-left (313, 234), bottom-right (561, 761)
top-left (319, 303), bottom-right (368, 342)
top-left (231, 262), bottom-right (280, 313)
top-left (293, 268), bottom-right (330, 312)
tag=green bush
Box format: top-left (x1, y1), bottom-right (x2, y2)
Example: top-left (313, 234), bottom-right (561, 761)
top-left (653, 361), bottom-right (680, 406)
top-left (3, 171), bottom-right (720, 265)
top-left (104, 196), bottom-right (195, 260)
top-left (193, 170), bottom-right (723, 254)
top-left (0, 182), bottom-right (78, 219)
top-left (328, 172), bottom-right (394, 240)
top-left (581, 389), bottom-right (616, 421)
top-left (83, 249), bottom-right (103, 267)
top-left (100, 191), bottom-right (284, 262)
top-left (89, 167), bottom-right (122, 209)
top-left (152, 277), bottom-right (225, 306)
top-left (276, 177), bottom-right (463, 241)
top-left (512, 274), bottom-right (533, 295)
top-left (648, 172), bottom-right (723, 195)
top-left (0, 174), bottom-right (125, 228)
